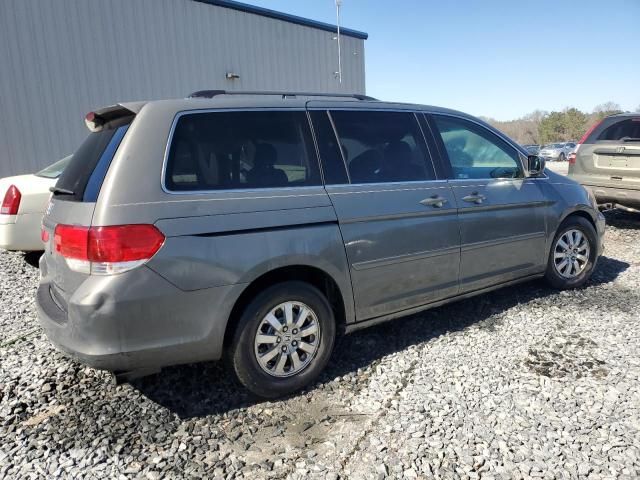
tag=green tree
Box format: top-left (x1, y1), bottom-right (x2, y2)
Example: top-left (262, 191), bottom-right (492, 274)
top-left (538, 109), bottom-right (587, 143)
top-left (538, 111), bottom-right (565, 144)
top-left (563, 108), bottom-right (588, 141)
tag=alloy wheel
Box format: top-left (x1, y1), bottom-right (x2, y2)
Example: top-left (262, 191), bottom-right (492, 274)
top-left (253, 301), bottom-right (321, 377)
top-left (553, 229), bottom-right (590, 278)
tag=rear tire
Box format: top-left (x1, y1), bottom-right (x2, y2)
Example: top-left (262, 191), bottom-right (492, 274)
top-left (228, 281), bottom-right (336, 398)
top-left (558, 153), bottom-right (566, 162)
top-left (545, 216), bottom-right (597, 289)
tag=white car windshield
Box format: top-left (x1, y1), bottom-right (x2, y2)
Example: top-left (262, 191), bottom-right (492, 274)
top-left (36, 155), bottom-right (73, 179)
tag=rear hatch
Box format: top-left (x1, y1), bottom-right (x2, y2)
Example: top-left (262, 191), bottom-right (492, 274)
top-left (41, 104), bottom-right (138, 303)
top-left (571, 116), bottom-right (640, 190)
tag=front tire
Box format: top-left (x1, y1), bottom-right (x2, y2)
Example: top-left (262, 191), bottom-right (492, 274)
top-left (558, 153), bottom-right (566, 162)
top-left (229, 281), bottom-right (336, 398)
top-left (545, 216), bottom-right (598, 289)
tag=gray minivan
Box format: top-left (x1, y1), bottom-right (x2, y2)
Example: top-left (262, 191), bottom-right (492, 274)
top-left (37, 91), bottom-right (605, 398)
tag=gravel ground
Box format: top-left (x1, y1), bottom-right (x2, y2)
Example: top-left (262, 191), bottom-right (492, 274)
top-left (544, 161), bottom-right (569, 176)
top-left (1, 210), bottom-right (639, 479)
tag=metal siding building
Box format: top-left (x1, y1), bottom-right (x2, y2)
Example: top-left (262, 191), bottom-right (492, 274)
top-left (0, 0), bottom-right (367, 177)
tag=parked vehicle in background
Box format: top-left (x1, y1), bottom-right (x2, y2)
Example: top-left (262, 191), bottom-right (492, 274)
top-left (36, 92), bottom-right (605, 398)
top-left (539, 142), bottom-right (575, 161)
top-left (569, 113), bottom-right (640, 210)
top-left (522, 144), bottom-right (540, 155)
top-left (0, 156), bottom-right (72, 251)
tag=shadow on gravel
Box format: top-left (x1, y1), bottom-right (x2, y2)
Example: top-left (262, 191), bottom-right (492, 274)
top-left (22, 251), bottom-right (42, 268)
top-left (603, 209), bottom-right (640, 230)
top-left (133, 255), bottom-right (629, 419)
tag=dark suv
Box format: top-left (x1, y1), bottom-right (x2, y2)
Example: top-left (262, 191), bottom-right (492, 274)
top-left (37, 91), bottom-right (605, 398)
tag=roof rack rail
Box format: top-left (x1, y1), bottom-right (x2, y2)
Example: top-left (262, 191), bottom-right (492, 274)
top-left (188, 90), bottom-right (377, 101)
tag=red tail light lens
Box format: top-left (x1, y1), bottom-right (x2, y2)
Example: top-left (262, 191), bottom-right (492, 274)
top-left (568, 152), bottom-right (577, 165)
top-left (53, 224), bottom-right (165, 274)
top-left (41, 227), bottom-right (50, 243)
top-left (88, 225), bottom-right (165, 262)
top-left (54, 225), bottom-right (89, 259)
top-left (1, 185), bottom-right (21, 215)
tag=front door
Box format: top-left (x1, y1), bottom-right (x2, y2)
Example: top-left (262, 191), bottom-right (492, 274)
top-left (309, 108), bottom-right (461, 321)
top-left (429, 113), bottom-right (548, 293)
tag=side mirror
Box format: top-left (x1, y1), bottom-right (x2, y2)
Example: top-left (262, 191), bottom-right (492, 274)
top-left (528, 155), bottom-right (545, 176)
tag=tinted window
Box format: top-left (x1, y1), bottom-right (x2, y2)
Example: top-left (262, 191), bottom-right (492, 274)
top-left (309, 111), bottom-right (349, 185)
top-left (165, 111), bottom-right (320, 191)
top-left (55, 118), bottom-right (131, 201)
top-left (329, 111), bottom-right (434, 184)
top-left (598, 119), bottom-right (640, 141)
top-left (432, 115), bottom-right (523, 180)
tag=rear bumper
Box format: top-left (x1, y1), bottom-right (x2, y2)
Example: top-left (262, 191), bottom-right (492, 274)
top-left (0, 213), bottom-right (44, 251)
top-left (584, 184), bottom-right (640, 210)
top-left (36, 258), bottom-right (246, 372)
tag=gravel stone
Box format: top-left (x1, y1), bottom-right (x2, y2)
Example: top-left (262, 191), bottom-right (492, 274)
top-left (1, 210), bottom-right (639, 479)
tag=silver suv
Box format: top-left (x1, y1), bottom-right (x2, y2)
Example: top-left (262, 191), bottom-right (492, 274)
top-left (568, 113), bottom-right (640, 210)
top-left (37, 91), bottom-right (605, 398)
top-left (539, 142), bottom-right (576, 162)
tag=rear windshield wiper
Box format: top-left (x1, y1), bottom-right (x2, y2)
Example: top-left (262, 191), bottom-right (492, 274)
top-left (49, 186), bottom-right (75, 195)
top-left (621, 137), bottom-right (640, 142)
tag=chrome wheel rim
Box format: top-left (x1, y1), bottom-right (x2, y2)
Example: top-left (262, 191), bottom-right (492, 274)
top-left (553, 229), bottom-right (590, 278)
top-left (254, 301), bottom-right (321, 378)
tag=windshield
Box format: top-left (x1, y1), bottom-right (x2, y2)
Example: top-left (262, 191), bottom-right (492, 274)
top-left (35, 155), bottom-right (73, 179)
top-left (544, 144), bottom-right (563, 149)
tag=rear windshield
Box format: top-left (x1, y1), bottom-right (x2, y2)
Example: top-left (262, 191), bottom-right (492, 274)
top-left (165, 111), bottom-right (320, 191)
top-left (36, 155), bottom-right (73, 179)
top-left (54, 117), bottom-right (131, 201)
top-left (597, 119), bottom-right (640, 142)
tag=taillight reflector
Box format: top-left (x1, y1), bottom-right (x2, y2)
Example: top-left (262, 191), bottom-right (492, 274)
top-left (41, 227), bottom-right (50, 243)
top-left (1, 185), bottom-right (21, 215)
top-left (53, 224), bottom-right (164, 274)
top-left (568, 152), bottom-right (577, 165)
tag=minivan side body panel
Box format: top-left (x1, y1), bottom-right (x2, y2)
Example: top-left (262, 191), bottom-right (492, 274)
top-left (306, 102), bottom-right (461, 321)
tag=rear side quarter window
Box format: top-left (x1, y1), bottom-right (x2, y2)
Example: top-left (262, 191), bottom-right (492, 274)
top-left (164, 111), bottom-right (321, 191)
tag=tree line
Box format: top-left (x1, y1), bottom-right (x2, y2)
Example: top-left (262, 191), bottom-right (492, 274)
top-left (481, 102), bottom-right (640, 146)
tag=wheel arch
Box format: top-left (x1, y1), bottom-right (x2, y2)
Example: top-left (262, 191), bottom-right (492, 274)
top-left (559, 207), bottom-right (597, 232)
top-left (224, 264), bottom-right (350, 349)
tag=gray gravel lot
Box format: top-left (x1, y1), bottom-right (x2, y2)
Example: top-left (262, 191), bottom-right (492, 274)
top-left (1, 210), bottom-right (639, 479)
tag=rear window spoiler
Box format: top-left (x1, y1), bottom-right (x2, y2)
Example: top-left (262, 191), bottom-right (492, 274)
top-left (85, 102), bottom-right (145, 132)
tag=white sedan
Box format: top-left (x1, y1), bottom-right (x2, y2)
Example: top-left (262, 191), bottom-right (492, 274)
top-left (0, 156), bottom-right (71, 251)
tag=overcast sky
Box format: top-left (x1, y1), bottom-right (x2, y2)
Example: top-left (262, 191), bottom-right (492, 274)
top-left (247, 0), bottom-right (640, 120)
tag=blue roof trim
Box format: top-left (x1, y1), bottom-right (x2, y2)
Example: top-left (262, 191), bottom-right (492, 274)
top-left (193, 0), bottom-right (368, 40)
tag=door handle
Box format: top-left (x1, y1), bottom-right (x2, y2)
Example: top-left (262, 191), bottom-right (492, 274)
top-left (420, 195), bottom-right (448, 208)
top-left (462, 192), bottom-right (486, 204)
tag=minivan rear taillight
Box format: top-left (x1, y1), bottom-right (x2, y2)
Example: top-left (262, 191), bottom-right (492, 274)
top-left (1, 185), bottom-right (21, 215)
top-left (568, 151), bottom-right (577, 164)
top-left (53, 224), bottom-right (165, 274)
